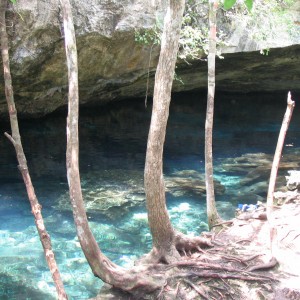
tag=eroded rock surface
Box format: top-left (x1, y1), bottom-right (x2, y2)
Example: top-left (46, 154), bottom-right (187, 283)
top-left (0, 1), bottom-right (299, 117)
top-left (216, 150), bottom-right (300, 203)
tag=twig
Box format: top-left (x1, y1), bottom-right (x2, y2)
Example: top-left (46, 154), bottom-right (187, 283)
top-left (241, 254), bottom-right (261, 263)
top-left (183, 279), bottom-right (209, 300)
top-left (157, 279), bottom-right (168, 299)
top-left (220, 278), bottom-right (235, 300)
top-left (4, 131), bottom-right (16, 146)
top-left (177, 271), bottom-right (275, 282)
top-left (212, 220), bottom-right (234, 228)
top-left (235, 239), bottom-right (251, 244)
top-left (174, 281), bottom-right (182, 298)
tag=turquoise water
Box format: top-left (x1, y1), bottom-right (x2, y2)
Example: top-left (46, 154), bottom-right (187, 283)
top-left (0, 92), bottom-right (299, 299)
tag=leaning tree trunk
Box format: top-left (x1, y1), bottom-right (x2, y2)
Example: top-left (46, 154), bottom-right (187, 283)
top-left (59, 0), bottom-right (165, 296)
top-left (205, 0), bottom-right (222, 229)
top-left (144, 0), bottom-right (185, 263)
top-left (0, 1), bottom-right (67, 299)
top-left (267, 92), bottom-right (295, 254)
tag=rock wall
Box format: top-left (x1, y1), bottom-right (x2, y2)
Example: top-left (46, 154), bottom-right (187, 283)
top-left (0, 0), bottom-right (299, 117)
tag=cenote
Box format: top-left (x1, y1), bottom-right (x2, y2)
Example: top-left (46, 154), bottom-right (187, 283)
top-left (0, 91), bottom-right (299, 299)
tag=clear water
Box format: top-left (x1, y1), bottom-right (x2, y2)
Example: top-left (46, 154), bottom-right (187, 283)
top-left (0, 92), bottom-right (299, 299)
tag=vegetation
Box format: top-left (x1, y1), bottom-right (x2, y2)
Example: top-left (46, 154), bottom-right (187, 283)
top-left (136, 0), bottom-right (298, 61)
top-left (205, 0), bottom-right (223, 229)
top-left (0, 0), bottom-right (67, 298)
top-left (1, 0), bottom-right (298, 299)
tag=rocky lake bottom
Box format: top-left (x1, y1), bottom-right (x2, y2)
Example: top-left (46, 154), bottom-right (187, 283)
top-left (0, 92), bottom-right (299, 299)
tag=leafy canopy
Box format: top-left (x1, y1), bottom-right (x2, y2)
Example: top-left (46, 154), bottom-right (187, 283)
top-left (223, 0), bottom-right (253, 11)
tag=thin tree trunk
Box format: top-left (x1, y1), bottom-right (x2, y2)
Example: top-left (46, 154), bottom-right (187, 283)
top-left (0, 1), bottom-right (68, 299)
top-left (144, 0), bottom-right (185, 262)
top-left (267, 92), bottom-right (295, 253)
top-left (205, 0), bottom-right (222, 229)
top-left (59, 0), bottom-right (117, 280)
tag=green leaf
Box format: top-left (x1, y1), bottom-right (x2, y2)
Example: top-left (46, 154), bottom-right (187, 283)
top-left (10, 0), bottom-right (17, 4)
top-left (223, 0), bottom-right (237, 10)
top-left (244, 0), bottom-right (253, 11)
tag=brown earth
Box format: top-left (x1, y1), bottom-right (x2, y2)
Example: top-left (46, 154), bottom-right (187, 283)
top-left (91, 196), bottom-right (300, 300)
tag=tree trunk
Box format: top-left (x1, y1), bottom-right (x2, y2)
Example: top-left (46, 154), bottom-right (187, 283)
top-left (60, 0), bottom-right (166, 295)
top-left (60, 0), bottom-right (116, 279)
top-left (267, 92), bottom-right (295, 253)
top-left (205, 0), bottom-right (222, 229)
top-left (61, 0), bottom-right (211, 295)
top-left (0, 1), bottom-right (68, 299)
top-left (144, 0), bottom-right (186, 263)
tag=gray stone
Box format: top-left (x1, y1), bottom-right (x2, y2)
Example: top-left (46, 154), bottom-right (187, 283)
top-left (286, 170), bottom-right (300, 191)
top-left (55, 168), bottom-right (225, 218)
top-left (165, 169), bottom-right (225, 197)
top-left (218, 151), bottom-right (300, 198)
top-left (0, 1), bottom-right (299, 117)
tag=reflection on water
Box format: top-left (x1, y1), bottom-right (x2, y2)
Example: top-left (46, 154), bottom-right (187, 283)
top-left (0, 92), bottom-right (299, 299)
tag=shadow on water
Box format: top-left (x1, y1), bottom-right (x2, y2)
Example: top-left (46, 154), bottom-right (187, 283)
top-left (0, 91), bottom-right (299, 298)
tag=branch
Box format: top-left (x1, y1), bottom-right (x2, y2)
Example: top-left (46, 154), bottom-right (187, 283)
top-left (4, 131), bottom-right (16, 146)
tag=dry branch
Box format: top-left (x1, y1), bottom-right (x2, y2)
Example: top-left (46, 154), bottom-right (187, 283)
top-left (0, 0), bottom-right (67, 298)
top-left (267, 92), bottom-right (295, 255)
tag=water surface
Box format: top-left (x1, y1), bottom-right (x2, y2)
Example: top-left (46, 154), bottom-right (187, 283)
top-left (0, 92), bottom-right (299, 299)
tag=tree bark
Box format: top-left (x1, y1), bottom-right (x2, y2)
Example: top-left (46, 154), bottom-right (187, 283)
top-left (205, 0), bottom-right (222, 229)
top-left (266, 92), bottom-right (295, 253)
top-left (144, 0), bottom-right (185, 262)
top-left (0, 1), bottom-right (68, 299)
top-left (61, 0), bottom-right (211, 295)
top-left (60, 0), bottom-right (116, 279)
top-left (60, 0), bottom-right (167, 295)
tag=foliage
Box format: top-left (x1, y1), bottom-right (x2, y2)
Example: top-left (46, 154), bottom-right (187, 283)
top-left (134, 0), bottom-right (299, 61)
top-left (174, 70), bottom-right (184, 85)
top-left (224, 0), bottom-right (299, 51)
top-left (178, 1), bottom-right (209, 60)
top-left (223, 0), bottom-right (253, 11)
top-left (223, 0), bottom-right (237, 10)
top-left (134, 25), bottom-right (161, 46)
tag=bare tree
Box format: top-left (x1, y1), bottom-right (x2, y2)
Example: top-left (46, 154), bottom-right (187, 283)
top-left (0, 0), bottom-right (67, 299)
top-left (143, 0), bottom-right (212, 264)
top-left (205, 0), bottom-right (222, 229)
top-left (144, 0), bottom-right (185, 263)
top-left (60, 0), bottom-right (119, 280)
top-left (60, 0), bottom-right (165, 296)
top-left (60, 0), bottom-right (212, 296)
top-left (267, 92), bottom-right (295, 253)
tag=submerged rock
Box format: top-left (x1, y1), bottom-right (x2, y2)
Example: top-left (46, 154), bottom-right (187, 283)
top-left (56, 169), bottom-right (145, 218)
top-left (217, 151), bottom-right (300, 198)
top-left (56, 168), bottom-right (225, 218)
top-left (165, 169), bottom-right (225, 197)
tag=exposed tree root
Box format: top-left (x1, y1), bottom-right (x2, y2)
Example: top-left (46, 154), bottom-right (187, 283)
top-left (136, 231), bottom-right (213, 266)
top-left (174, 231), bottom-right (213, 256)
top-left (247, 257), bottom-right (278, 272)
top-left (93, 202), bottom-right (300, 300)
top-left (93, 243), bottom-right (278, 300)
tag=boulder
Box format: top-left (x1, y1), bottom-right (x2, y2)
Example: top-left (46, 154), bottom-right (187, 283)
top-left (286, 170), bottom-right (300, 191)
top-left (55, 168), bottom-right (225, 218)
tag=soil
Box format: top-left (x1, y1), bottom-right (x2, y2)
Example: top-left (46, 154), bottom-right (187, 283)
top-left (91, 197), bottom-right (300, 300)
